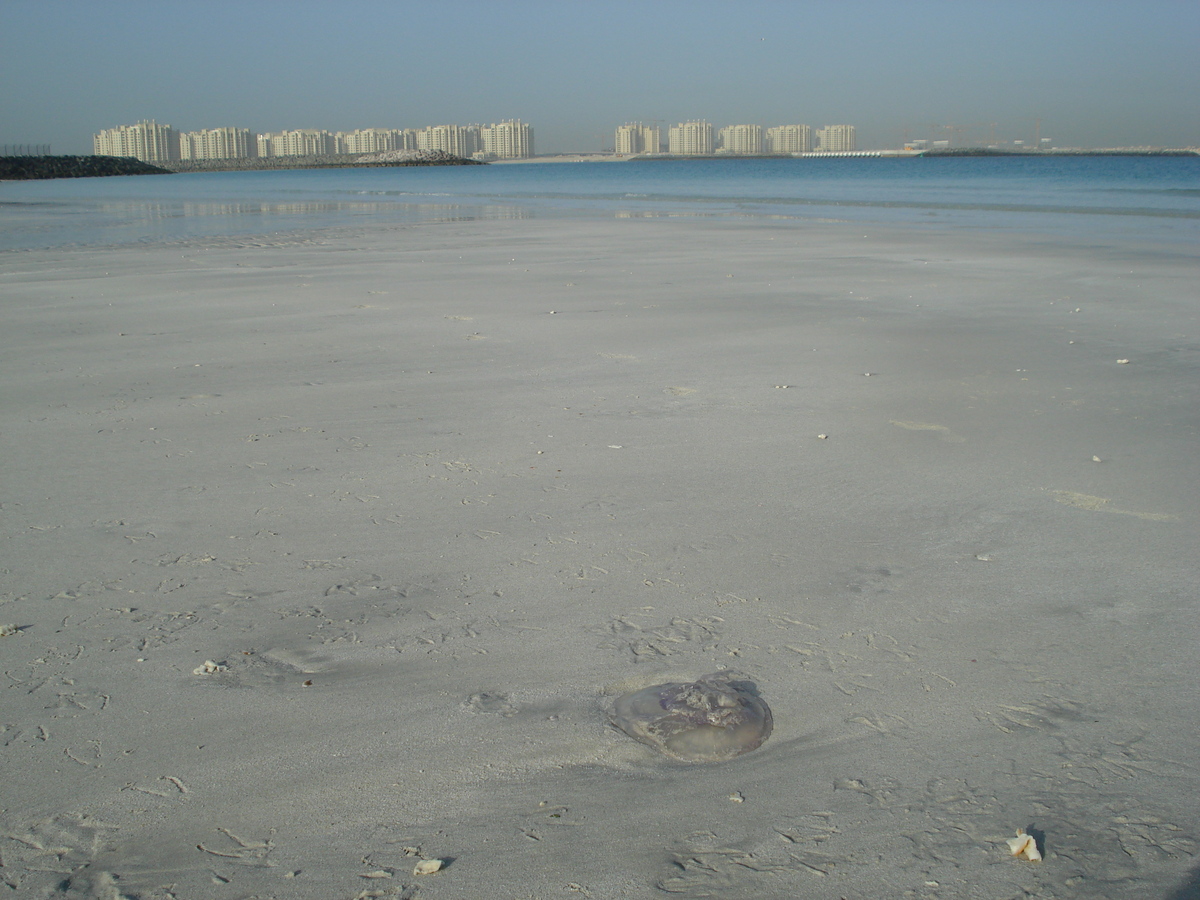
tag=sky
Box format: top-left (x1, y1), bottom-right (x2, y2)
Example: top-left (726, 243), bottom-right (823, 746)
top-left (2, 0), bottom-right (1198, 154)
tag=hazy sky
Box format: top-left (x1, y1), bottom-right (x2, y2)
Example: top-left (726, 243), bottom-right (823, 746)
top-left (2, 0), bottom-right (1197, 153)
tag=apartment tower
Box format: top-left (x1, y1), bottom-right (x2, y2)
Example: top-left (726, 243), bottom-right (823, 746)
top-left (815, 125), bottom-right (857, 153)
top-left (480, 120), bottom-right (535, 158)
top-left (718, 124), bottom-right (764, 154)
top-left (416, 125), bottom-right (481, 158)
top-left (765, 124), bottom-right (813, 154)
top-left (93, 120), bottom-right (180, 162)
top-left (668, 120), bottom-right (715, 155)
top-left (178, 127), bottom-right (255, 160)
top-left (614, 123), bottom-right (661, 155)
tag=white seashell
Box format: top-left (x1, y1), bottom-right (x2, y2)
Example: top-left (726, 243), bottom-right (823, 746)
top-left (193, 660), bottom-right (227, 675)
top-left (413, 859), bottom-right (444, 875)
top-left (1117, 359), bottom-right (1130, 364)
top-left (1006, 829), bottom-right (1042, 861)
top-left (0, 624), bottom-right (19, 637)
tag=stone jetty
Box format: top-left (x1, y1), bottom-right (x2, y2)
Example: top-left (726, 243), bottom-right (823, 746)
top-left (0, 155), bottom-right (172, 180)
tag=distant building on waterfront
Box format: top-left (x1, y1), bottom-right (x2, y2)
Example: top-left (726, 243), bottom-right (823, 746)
top-left (765, 124), bottom-right (813, 154)
top-left (257, 129), bottom-right (338, 157)
top-left (816, 125), bottom-right (857, 153)
top-left (93, 120), bottom-right (179, 162)
top-left (718, 124), bottom-right (763, 154)
top-left (614, 122), bottom-right (661, 155)
top-left (416, 124), bottom-right (481, 158)
top-left (179, 127), bottom-right (255, 160)
top-left (479, 120), bottom-right (534, 158)
top-left (337, 128), bottom-right (416, 154)
top-left (668, 120), bottom-right (715, 155)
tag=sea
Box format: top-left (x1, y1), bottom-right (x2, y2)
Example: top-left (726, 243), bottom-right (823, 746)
top-left (1, 155), bottom-right (1197, 252)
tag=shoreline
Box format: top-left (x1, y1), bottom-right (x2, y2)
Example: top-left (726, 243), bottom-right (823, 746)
top-left (499, 147), bottom-right (1200, 163)
top-left (7, 147), bottom-right (1194, 182)
top-left (0, 152), bottom-right (483, 180)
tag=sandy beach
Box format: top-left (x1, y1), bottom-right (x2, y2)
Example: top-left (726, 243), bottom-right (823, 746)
top-left (1, 215), bottom-right (1197, 899)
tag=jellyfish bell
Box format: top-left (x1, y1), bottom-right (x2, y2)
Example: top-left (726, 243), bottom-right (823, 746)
top-left (610, 672), bottom-right (773, 763)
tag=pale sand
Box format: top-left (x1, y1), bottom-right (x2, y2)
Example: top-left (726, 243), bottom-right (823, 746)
top-left (1, 217), bottom-right (1197, 898)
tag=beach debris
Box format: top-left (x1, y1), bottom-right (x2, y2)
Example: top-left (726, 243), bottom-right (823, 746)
top-left (1006, 829), bottom-right (1043, 861)
top-left (610, 671), bottom-right (773, 763)
top-left (1049, 489), bottom-right (1178, 521)
top-left (0, 623), bottom-right (20, 637)
top-left (192, 659), bottom-right (228, 675)
top-left (413, 858), bottom-right (445, 875)
top-left (1117, 359), bottom-right (1130, 364)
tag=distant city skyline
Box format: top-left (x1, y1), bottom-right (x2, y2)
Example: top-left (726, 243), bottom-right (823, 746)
top-left (87, 113), bottom-right (1194, 165)
top-left (92, 120), bottom-right (537, 162)
top-left (3, 2), bottom-right (1198, 155)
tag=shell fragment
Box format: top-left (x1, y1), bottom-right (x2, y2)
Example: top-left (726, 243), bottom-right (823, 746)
top-left (1006, 829), bottom-right (1042, 861)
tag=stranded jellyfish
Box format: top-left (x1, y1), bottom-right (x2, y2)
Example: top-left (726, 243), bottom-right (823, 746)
top-left (610, 671), bottom-right (773, 763)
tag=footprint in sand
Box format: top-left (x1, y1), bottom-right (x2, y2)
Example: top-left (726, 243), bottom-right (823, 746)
top-left (889, 420), bottom-right (965, 442)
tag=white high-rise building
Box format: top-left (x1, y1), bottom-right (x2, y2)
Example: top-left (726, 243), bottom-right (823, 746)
top-left (718, 124), bottom-right (763, 154)
top-left (416, 124), bottom-right (481, 158)
top-left (765, 124), bottom-right (813, 154)
top-left (337, 128), bottom-right (415, 154)
top-left (480, 120), bottom-right (534, 158)
top-left (614, 123), bottom-right (661, 155)
top-left (815, 125), bottom-right (857, 152)
top-left (668, 120), bottom-right (714, 155)
top-left (93, 120), bottom-right (179, 162)
top-left (257, 130), bottom-right (338, 157)
top-left (179, 127), bottom-right (255, 160)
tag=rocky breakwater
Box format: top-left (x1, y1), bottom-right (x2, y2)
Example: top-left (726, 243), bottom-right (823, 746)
top-left (0, 155), bottom-right (171, 180)
top-left (161, 149), bottom-right (484, 173)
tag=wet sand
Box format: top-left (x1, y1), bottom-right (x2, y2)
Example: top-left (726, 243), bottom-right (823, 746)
top-left (1, 217), bottom-right (1197, 898)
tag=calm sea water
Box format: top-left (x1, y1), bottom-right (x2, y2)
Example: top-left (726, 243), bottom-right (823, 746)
top-left (1, 155), bottom-right (1197, 251)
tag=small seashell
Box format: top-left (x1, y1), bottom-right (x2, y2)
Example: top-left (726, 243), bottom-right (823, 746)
top-left (1116, 359), bottom-right (1130, 364)
top-left (0, 623), bottom-right (19, 637)
top-left (413, 859), bottom-right (444, 876)
top-left (817, 434), bottom-right (828, 440)
top-left (193, 660), bottom-right (227, 675)
top-left (1092, 455), bottom-right (1102, 462)
top-left (1006, 829), bottom-right (1042, 861)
